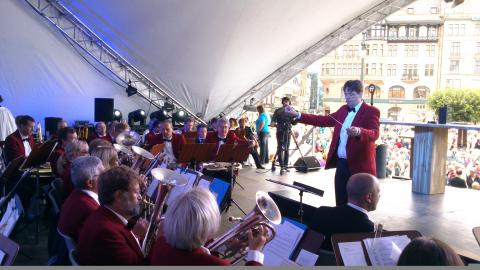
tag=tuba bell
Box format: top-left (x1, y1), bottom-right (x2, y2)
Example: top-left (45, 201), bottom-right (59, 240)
top-left (206, 191), bottom-right (282, 264)
top-left (141, 168), bottom-right (188, 257)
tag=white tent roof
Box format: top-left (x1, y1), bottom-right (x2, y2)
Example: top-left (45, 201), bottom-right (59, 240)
top-left (0, 0), bottom-right (414, 123)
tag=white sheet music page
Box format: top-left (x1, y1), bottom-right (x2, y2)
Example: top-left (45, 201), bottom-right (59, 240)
top-left (166, 170), bottom-right (198, 205)
top-left (262, 220), bottom-right (305, 266)
top-left (295, 249), bottom-right (318, 266)
top-left (363, 235), bottom-right (411, 266)
top-left (338, 241), bottom-right (368, 266)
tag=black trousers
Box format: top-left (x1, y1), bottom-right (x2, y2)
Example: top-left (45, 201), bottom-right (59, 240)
top-left (334, 158), bottom-right (351, 206)
top-left (276, 131), bottom-right (290, 167)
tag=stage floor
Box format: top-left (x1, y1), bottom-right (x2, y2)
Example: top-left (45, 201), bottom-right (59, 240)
top-left (225, 166), bottom-right (480, 261)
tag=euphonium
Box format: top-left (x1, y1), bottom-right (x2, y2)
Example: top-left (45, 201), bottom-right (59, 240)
top-left (141, 168), bottom-right (188, 257)
top-left (206, 191), bottom-right (282, 264)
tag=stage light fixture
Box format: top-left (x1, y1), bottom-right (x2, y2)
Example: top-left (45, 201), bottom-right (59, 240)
top-left (150, 109), bottom-right (169, 121)
top-left (128, 109), bottom-right (146, 126)
top-left (163, 101), bottom-right (175, 112)
top-left (113, 109), bottom-right (123, 121)
top-left (126, 80), bottom-right (138, 97)
top-left (172, 110), bottom-right (187, 127)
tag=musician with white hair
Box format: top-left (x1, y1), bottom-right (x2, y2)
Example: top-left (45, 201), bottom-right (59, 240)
top-left (149, 188), bottom-right (266, 266)
top-left (58, 156), bottom-right (105, 242)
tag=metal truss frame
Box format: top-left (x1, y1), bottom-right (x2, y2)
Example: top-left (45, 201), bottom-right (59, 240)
top-left (24, 0), bottom-right (206, 124)
top-left (221, 0), bottom-right (417, 117)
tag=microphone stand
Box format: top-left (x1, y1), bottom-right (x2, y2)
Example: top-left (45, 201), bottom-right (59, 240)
top-left (266, 179), bottom-right (324, 224)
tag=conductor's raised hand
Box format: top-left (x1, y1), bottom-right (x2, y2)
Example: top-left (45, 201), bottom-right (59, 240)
top-left (283, 105), bottom-right (299, 118)
top-left (347, 126), bottom-right (361, 137)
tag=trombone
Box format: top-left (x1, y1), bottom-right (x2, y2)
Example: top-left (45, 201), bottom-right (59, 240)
top-left (206, 191), bottom-right (282, 264)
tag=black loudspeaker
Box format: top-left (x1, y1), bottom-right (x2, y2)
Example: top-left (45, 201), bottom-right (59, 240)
top-left (94, 98), bottom-right (114, 122)
top-left (293, 156), bottom-right (321, 172)
top-left (45, 117), bottom-right (63, 134)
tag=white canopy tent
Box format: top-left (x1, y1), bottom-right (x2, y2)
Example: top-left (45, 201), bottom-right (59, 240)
top-left (0, 0), bottom-right (415, 124)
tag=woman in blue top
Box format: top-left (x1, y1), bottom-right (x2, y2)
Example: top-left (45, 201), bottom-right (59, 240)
top-left (255, 105), bottom-right (270, 164)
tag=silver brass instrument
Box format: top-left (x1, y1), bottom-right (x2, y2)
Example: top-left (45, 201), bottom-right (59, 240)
top-left (142, 168), bottom-right (188, 257)
top-left (116, 130), bottom-right (141, 146)
top-left (131, 145), bottom-right (155, 171)
top-left (207, 191), bottom-right (282, 264)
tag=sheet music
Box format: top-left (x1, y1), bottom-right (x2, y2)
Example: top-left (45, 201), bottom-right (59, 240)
top-left (338, 241), bottom-right (368, 266)
top-left (280, 258), bottom-right (300, 266)
top-left (363, 235), bottom-right (411, 266)
top-left (197, 179), bottom-right (211, 190)
top-left (166, 170), bottom-right (199, 205)
top-left (295, 249), bottom-right (318, 266)
top-left (262, 220), bottom-right (305, 266)
top-left (0, 197), bottom-right (20, 237)
top-left (146, 179), bottom-right (160, 199)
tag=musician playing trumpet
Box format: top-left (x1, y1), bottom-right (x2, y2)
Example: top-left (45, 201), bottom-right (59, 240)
top-left (77, 166), bottom-right (148, 265)
top-left (149, 188), bottom-right (267, 266)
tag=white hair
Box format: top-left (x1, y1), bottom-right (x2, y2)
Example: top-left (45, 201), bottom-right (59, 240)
top-left (65, 140), bottom-right (88, 161)
top-left (71, 156), bottom-right (103, 189)
top-left (163, 187), bottom-right (220, 251)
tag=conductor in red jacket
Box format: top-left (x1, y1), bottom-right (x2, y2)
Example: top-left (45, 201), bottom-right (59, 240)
top-left (284, 80), bottom-right (380, 206)
top-left (77, 166), bottom-right (147, 265)
top-left (4, 115), bottom-right (36, 165)
top-left (58, 156), bottom-right (104, 242)
top-left (149, 187), bottom-right (266, 266)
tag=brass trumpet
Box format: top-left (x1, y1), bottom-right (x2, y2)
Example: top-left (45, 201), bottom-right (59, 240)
top-left (141, 168), bottom-right (188, 257)
top-left (206, 191), bottom-right (282, 264)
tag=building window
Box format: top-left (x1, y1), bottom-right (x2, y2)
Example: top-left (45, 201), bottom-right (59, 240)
top-left (405, 45), bottom-right (419, 57)
top-left (365, 86), bottom-right (382, 98)
top-left (414, 86), bottom-right (430, 99)
top-left (371, 63), bottom-right (377, 75)
top-left (428, 26), bottom-right (437, 38)
top-left (365, 63), bottom-right (369, 75)
top-left (475, 60), bottom-right (480, 75)
top-left (372, 44), bottom-right (378, 56)
top-left (407, 8), bottom-right (414, 14)
top-left (450, 42), bottom-right (460, 56)
top-left (425, 45), bottom-right (435, 57)
top-left (388, 27), bottom-right (398, 38)
top-left (389, 86), bottom-right (405, 99)
top-left (403, 64), bottom-right (418, 80)
top-left (424, 64), bottom-right (434, 76)
top-left (449, 60), bottom-right (460, 73)
top-left (387, 64), bottom-right (397, 76)
top-left (476, 42), bottom-right (480, 54)
top-left (446, 79), bottom-right (461, 88)
top-left (388, 45), bottom-right (398, 56)
top-left (430, 7), bottom-right (438, 14)
top-left (448, 24), bottom-right (466, 36)
top-left (407, 26), bottom-right (417, 37)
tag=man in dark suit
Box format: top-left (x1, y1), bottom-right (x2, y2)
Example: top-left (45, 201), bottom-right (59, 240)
top-left (284, 80), bottom-right (380, 205)
top-left (58, 156), bottom-right (104, 242)
top-left (4, 115), bottom-right (36, 164)
top-left (310, 173), bottom-right (380, 251)
top-left (77, 166), bottom-right (147, 265)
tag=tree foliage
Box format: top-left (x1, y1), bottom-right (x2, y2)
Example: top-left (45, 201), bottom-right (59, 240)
top-left (427, 88), bottom-right (480, 124)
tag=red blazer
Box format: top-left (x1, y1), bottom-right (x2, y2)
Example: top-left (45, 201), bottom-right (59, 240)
top-left (77, 205), bottom-right (145, 265)
top-left (149, 133), bottom-right (186, 159)
top-left (4, 130), bottom-right (35, 164)
top-left (58, 189), bottom-right (99, 242)
top-left (149, 235), bottom-right (261, 266)
top-left (87, 132), bottom-right (113, 144)
top-left (62, 161), bottom-right (74, 198)
top-left (144, 132), bottom-right (161, 147)
top-left (298, 102), bottom-right (380, 175)
top-left (49, 144), bottom-right (65, 178)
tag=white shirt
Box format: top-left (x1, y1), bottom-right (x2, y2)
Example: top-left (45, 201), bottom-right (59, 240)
top-left (163, 138), bottom-right (176, 163)
top-left (0, 107), bottom-right (16, 141)
top-left (347, 202), bottom-right (369, 216)
top-left (20, 133), bottom-right (32, 157)
top-left (81, 189), bottom-right (99, 205)
top-left (337, 102), bottom-right (362, 159)
top-left (104, 205), bottom-right (141, 248)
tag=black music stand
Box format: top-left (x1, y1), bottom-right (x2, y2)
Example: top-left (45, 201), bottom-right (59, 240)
top-left (215, 144), bottom-right (250, 214)
top-left (177, 143), bottom-right (217, 171)
top-left (17, 140), bottom-right (57, 243)
top-left (266, 179), bottom-right (324, 224)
